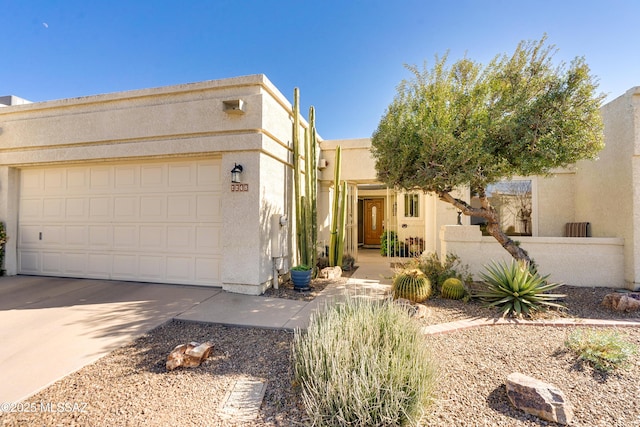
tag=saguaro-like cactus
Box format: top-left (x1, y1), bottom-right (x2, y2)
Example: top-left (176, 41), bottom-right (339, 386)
top-left (292, 88), bottom-right (318, 272)
top-left (328, 146), bottom-right (347, 267)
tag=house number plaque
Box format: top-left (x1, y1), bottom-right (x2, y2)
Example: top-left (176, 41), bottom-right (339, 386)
top-left (231, 183), bottom-right (249, 192)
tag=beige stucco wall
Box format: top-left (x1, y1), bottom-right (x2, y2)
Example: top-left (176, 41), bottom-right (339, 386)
top-left (536, 171), bottom-right (577, 237)
top-left (575, 87), bottom-right (640, 289)
top-left (0, 74), bottom-right (298, 294)
top-left (440, 225), bottom-right (625, 287)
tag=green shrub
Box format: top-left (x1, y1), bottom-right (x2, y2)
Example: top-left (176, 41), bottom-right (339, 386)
top-left (566, 329), bottom-right (637, 372)
top-left (411, 252), bottom-right (471, 294)
top-left (381, 231), bottom-right (408, 257)
top-left (292, 297), bottom-right (437, 426)
top-left (476, 260), bottom-right (565, 317)
top-left (440, 277), bottom-right (466, 300)
top-left (392, 268), bottom-right (432, 303)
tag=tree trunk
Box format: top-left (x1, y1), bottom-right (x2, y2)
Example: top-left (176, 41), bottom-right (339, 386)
top-left (437, 191), bottom-right (532, 264)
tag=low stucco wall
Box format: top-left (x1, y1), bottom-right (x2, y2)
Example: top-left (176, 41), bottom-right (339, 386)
top-left (440, 225), bottom-right (625, 288)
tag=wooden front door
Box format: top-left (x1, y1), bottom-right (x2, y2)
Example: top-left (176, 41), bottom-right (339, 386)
top-left (363, 199), bottom-right (384, 246)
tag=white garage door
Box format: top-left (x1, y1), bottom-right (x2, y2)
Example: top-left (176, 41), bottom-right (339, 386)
top-left (18, 158), bottom-right (222, 286)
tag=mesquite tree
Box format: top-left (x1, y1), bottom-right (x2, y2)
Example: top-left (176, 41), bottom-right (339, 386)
top-left (371, 37), bottom-right (605, 263)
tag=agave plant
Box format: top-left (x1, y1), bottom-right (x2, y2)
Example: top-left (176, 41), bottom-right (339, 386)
top-left (476, 260), bottom-right (566, 317)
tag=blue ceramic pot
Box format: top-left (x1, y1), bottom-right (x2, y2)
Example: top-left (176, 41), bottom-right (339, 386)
top-left (291, 269), bottom-right (312, 291)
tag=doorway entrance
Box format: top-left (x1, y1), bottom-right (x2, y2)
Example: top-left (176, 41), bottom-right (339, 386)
top-left (363, 198), bottom-right (384, 247)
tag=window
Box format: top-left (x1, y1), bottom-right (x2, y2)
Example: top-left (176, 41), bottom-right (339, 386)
top-left (404, 193), bottom-right (420, 218)
top-left (471, 180), bottom-right (532, 236)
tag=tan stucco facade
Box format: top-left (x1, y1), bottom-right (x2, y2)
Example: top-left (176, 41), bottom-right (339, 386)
top-left (2, 75), bottom-right (639, 292)
top-left (0, 75), bottom-right (300, 294)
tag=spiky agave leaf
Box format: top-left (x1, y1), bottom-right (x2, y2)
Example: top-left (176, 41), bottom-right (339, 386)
top-left (475, 259), bottom-right (566, 317)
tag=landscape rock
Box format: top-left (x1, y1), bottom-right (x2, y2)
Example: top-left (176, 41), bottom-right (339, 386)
top-left (393, 298), bottom-right (431, 318)
top-left (166, 341), bottom-right (213, 371)
top-left (602, 293), bottom-right (640, 312)
top-left (320, 266), bottom-right (342, 280)
top-left (506, 372), bottom-right (573, 425)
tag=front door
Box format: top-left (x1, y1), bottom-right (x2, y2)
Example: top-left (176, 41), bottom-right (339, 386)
top-left (363, 199), bottom-right (384, 246)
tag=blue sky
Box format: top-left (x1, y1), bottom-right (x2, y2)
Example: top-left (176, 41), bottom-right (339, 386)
top-left (2, 0), bottom-right (639, 140)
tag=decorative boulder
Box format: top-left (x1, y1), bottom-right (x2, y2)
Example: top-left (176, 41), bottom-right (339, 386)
top-left (393, 298), bottom-right (431, 319)
top-left (166, 341), bottom-right (213, 371)
top-left (321, 266), bottom-right (342, 280)
top-left (506, 372), bottom-right (573, 425)
top-left (602, 293), bottom-right (640, 312)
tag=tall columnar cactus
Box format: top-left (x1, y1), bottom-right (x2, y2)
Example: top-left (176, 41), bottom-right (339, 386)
top-left (328, 146), bottom-right (347, 267)
top-left (292, 88), bottom-right (318, 272)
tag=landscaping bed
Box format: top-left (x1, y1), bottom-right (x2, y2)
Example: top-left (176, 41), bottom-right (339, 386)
top-left (1, 284), bottom-right (639, 426)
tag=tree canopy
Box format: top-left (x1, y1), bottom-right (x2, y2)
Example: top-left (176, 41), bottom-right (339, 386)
top-left (371, 37), bottom-right (605, 262)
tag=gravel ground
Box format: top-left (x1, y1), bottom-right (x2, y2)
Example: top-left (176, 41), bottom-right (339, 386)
top-left (1, 283), bottom-right (639, 426)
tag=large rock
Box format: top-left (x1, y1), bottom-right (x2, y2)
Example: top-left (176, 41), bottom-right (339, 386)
top-left (602, 293), bottom-right (640, 312)
top-left (321, 266), bottom-right (342, 280)
top-left (166, 341), bottom-right (213, 371)
top-left (506, 372), bottom-right (573, 425)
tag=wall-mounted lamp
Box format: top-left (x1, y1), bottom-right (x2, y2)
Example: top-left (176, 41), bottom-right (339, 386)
top-left (231, 163), bottom-right (244, 183)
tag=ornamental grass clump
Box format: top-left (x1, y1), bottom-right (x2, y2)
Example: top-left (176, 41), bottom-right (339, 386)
top-left (476, 260), bottom-right (566, 318)
top-left (292, 296), bottom-right (437, 426)
top-left (566, 329), bottom-right (637, 372)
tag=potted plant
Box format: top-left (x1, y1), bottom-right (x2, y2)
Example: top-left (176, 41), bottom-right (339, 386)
top-left (290, 264), bottom-right (312, 291)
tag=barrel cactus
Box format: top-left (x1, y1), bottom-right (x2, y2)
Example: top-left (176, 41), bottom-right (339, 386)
top-left (392, 269), bottom-right (431, 303)
top-left (441, 277), bottom-right (466, 300)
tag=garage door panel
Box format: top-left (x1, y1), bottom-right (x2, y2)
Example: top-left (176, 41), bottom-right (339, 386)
top-left (140, 196), bottom-right (165, 219)
top-left (197, 194), bottom-right (221, 219)
top-left (65, 226), bottom-right (87, 246)
top-left (87, 254), bottom-right (111, 277)
top-left (18, 158), bottom-right (222, 286)
top-left (196, 226), bottom-right (221, 253)
top-left (42, 252), bottom-right (62, 274)
top-left (166, 257), bottom-right (194, 281)
top-left (196, 257), bottom-right (220, 282)
top-left (89, 197), bottom-right (112, 219)
top-left (44, 169), bottom-right (65, 192)
top-left (112, 254), bottom-right (138, 279)
top-left (62, 253), bottom-right (86, 275)
top-left (20, 199), bottom-right (42, 219)
top-left (167, 195), bottom-right (194, 219)
top-left (90, 168), bottom-right (111, 189)
top-left (113, 226), bottom-right (138, 249)
top-left (168, 164), bottom-right (194, 187)
top-left (20, 225), bottom-right (41, 245)
top-left (42, 225), bottom-right (64, 246)
top-left (66, 198), bottom-right (87, 218)
top-left (89, 226), bottom-right (111, 247)
top-left (167, 226), bottom-right (194, 250)
top-left (19, 251), bottom-right (40, 273)
top-left (115, 166), bottom-right (138, 188)
top-left (140, 225), bottom-right (164, 248)
top-left (43, 198), bottom-right (64, 219)
top-left (114, 197), bottom-right (138, 218)
top-left (139, 256), bottom-right (164, 280)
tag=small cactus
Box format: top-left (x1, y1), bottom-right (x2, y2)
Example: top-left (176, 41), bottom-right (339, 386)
top-left (441, 277), bottom-right (466, 300)
top-left (392, 269), bottom-right (431, 303)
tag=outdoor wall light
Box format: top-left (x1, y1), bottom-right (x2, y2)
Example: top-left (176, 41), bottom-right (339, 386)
top-left (231, 163), bottom-right (244, 183)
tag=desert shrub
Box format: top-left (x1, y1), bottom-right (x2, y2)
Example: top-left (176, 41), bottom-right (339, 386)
top-left (292, 296), bottom-right (437, 426)
top-left (411, 252), bottom-right (471, 294)
top-left (566, 328), bottom-right (637, 372)
top-left (476, 260), bottom-right (565, 317)
top-left (392, 268), bottom-right (431, 303)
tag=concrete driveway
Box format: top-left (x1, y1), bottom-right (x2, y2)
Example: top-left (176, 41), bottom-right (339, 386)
top-left (0, 276), bottom-right (220, 405)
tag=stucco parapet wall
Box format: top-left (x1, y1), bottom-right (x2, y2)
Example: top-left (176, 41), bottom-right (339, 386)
top-left (0, 74), bottom-right (301, 166)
